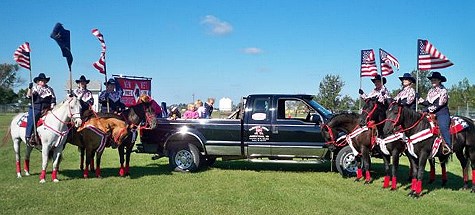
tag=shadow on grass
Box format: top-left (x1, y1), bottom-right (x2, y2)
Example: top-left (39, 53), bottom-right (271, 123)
top-left (59, 163), bottom-right (173, 180)
top-left (211, 160), bottom-right (332, 173)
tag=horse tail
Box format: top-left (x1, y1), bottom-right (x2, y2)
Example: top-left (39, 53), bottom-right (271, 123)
top-left (1, 125), bottom-right (12, 147)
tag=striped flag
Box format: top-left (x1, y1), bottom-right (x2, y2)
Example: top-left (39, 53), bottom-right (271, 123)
top-left (13, 42), bottom-right (31, 70)
top-left (417, 39), bottom-right (453, 70)
top-left (93, 52), bottom-right (106, 74)
top-left (360, 49), bottom-right (378, 77)
top-left (379, 48), bottom-right (399, 76)
top-left (92, 29), bottom-right (106, 74)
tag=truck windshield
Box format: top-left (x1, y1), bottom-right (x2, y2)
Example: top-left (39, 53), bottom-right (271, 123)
top-left (307, 100), bottom-right (332, 118)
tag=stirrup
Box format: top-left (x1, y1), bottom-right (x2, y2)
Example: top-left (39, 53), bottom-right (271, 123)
top-left (442, 145), bottom-right (452, 155)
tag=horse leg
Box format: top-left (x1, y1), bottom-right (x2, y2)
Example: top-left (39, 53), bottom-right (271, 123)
top-left (407, 156), bottom-right (418, 196)
top-left (83, 149), bottom-right (92, 178)
top-left (40, 145), bottom-right (51, 183)
top-left (381, 153), bottom-right (391, 188)
top-left (391, 150), bottom-right (400, 190)
top-left (355, 156), bottom-right (363, 181)
top-left (90, 151), bottom-right (96, 172)
top-left (429, 158), bottom-right (436, 184)
top-left (51, 147), bottom-right (63, 182)
top-left (95, 151), bottom-right (103, 178)
top-left (469, 147), bottom-right (475, 193)
top-left (24, 145), bottom-right (33, 176)
top-left (362, 147), bottom-right (372, 184)
top-left (440, 160), bottom-right (448, 186)
top-left (13, 138), bottom-right (22, 178)
top-left (118, 145), bottom-right (126, 177)
top-left (455, 146), bottom-right (469, 189)
top-left (414, 153), bottom-right (429, 198)
top-left (79, 147), bottom-right (85, 171)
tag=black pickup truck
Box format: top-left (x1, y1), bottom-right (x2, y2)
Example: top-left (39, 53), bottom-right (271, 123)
top-left (137, 94), bottom-right (355, 174)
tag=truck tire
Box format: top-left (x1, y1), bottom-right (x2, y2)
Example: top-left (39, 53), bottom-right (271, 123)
top-left (169, 143), bottom-right (201, 172)
top-left (335, 145), bottom-right (357, 177)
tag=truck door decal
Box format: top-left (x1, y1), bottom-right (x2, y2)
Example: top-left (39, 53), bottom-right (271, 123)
top-left (249, 126), bottom-right (270, 142)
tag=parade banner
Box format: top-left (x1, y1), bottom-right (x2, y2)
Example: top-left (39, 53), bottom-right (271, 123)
top-left (113, 76), bottom-right (152, 107)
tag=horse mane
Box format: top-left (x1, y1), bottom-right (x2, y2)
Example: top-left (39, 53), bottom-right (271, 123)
top-left (328, 112), bottom-right (359, 127)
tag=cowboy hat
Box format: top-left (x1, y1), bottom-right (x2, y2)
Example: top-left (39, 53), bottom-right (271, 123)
top-left (75, 75), bottom-right (90, 84)
top-left (104, 78), bottom-right (116, 85)
top-left (427, 72), bottom-right (447, 82)
top-left (33, 73), bottom-right (50, 83)
top-left (371, 74), bottom-right (387, 84)
top-left (398, 73), bottom-right (416, 83)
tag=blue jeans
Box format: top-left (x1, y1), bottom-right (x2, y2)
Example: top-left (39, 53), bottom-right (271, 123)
top-left (25, 106), bottom-right (41, 138)
top-left (437, 113), bottom-right (451, 147)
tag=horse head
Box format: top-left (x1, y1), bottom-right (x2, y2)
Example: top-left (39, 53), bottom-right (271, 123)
top-left (125, 101), bottom-right (157, 129)
top-left (359, 97), bottom-right (387, 127)
top-left (383, 102), bottom-right (402, 135)
top-left (67, 95), bottom-right (83, 128)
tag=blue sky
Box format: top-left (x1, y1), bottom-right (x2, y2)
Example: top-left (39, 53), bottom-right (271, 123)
top-left (1, 1), bottom-right (474, 106)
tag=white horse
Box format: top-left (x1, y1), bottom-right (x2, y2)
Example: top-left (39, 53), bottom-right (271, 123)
top-left (9, 96), bottom-right (82, 182)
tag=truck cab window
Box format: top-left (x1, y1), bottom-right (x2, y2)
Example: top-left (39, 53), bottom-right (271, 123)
top-left (251, 98), bottom-right (269, 121)
top-left (278, 99), bottom-right (318, 122)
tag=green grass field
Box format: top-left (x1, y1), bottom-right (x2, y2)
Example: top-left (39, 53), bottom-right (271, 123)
top-left (0, 113), bottom-right (474, 214)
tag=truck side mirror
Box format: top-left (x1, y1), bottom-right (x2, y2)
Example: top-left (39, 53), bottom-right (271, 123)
top-left (310, 113), bottom-right (321, 124)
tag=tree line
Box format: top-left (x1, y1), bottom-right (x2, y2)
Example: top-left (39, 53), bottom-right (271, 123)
top-left (316, 70), bottom-right (475, 116)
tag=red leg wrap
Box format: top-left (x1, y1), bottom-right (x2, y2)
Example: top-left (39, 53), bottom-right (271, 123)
top-left (83, 166), bottom-right (89, 178)
top-left (391, 177), bottom-right (397, 190)
top-left (472, 170), bottom-right (475, 185)
top-left (416, 180), bottom-right (422, 194)
top-left (365, 171), bottom-right (371, 182)
top-left (383, 176), bottom-right (390, 188)
top-left (463, 167), bottom-right (468, 182)
top-left (52, 169), bottom-right (58, 181)
top-left (125, 165), bottom-right (130, 175)
top-left (411, 178), bottom-right (417, 191)
top-left (40, 170), bottom-right (46, 180)
top-left (24, 160), bottom-right (30, 172)
top-left (356, 168), bottom-right (363, 179)
top-left (16, 161), bottom-right (21, 173)
top-left (119, 164), bottom-right (125, 176)
top-left (95, 167), bottom-right (101, 178)
top-left (90, 159), bottom-right (95, 170)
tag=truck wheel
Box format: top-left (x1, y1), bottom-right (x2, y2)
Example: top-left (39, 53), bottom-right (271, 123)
top-left (169, 143), bottom-right (201, 172)
top-left (335, 145), bottom-right (357, 177)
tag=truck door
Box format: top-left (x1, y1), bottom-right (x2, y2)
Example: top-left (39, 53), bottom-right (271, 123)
top-left (244, 96), bottom-right (272, 157)
top-left (270, 98), bottom-right (326, 157)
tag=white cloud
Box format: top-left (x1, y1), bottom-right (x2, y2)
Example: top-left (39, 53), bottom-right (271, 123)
top-left (201, 15), bottom-right (233, 36)
top-left (243, 47), bottom-right (263, 55)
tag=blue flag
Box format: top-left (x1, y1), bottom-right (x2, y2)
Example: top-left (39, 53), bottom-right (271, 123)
top-left (50, 23), bottom-right (73, 70)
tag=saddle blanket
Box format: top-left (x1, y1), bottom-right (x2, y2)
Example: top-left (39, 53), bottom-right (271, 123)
top-left (450, 116), bottom-right (469, 134)
top-left (17, 113), bottom-right (44, 128)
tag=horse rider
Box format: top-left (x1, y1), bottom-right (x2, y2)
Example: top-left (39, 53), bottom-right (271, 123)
top-left (73, 75), bottom-right (94, 119)
top-left (359, 74), bottom-right (391, 104)
top-left (99, 78), bottom-right (125, 113)
top-left (394, 73), bottom-right (416, 110)
top-left (25, 73), bottom-right (56, 145)
top-left (418, 72), bottom-right (452, 153)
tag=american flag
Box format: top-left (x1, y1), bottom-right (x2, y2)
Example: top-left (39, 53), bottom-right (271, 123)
top-left (92, 29), bottom-right (106, 74)
top-left (417, 39), bottom-right (453, 71)
top-left (379, 48), bottom-right (399, 76)
top-left (360, 49), bottom-right (378, 77)
top-left (13, 42), bottom-right (31, 70)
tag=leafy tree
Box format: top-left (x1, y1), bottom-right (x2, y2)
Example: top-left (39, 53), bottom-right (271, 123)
top-left (411, 70), bottom-right (431, 97)
top-left (448, 78), bottom-right (474, 116)
top-left (0, 63), bottom-right (24, 89)
top-left (0, 87), bottom-right (18, 104)
top-left (315, 74), bottom-right (344, 112)
top-left (338, 95), bottom-right (356, 111)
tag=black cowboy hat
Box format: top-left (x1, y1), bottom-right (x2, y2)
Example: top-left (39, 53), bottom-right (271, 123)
top-left (427, 72), bottom-right (447, 82)
top-left (33, 73), bottom-right (50, 83)
top-left (104, 78), bottom-right (116, 85)
top-left (398, 73), bottom-right (416, 83)
top-left (75, 75), bottom-right (90, 84)
top-left (371, 74), bottom-right (387, 84)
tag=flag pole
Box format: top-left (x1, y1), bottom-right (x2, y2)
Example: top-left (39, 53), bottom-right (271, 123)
top-left (358, 76), bottom-right (362, 110)
top-left (415, 40), bottom-right (420, 111)
top-left (28, 63), bottom-right (38, 142)
top-left (104, 53), bottom-right (110, 113)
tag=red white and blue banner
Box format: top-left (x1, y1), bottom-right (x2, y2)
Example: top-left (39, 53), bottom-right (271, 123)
top-left (113, 76), bottom-right (152, 107)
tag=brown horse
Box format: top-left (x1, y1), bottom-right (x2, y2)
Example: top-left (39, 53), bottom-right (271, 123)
top-left (74, 101), bottom-right (157, 177)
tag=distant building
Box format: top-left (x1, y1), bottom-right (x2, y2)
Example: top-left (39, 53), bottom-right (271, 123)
top-left (65, 80), bottom-right (102, 112)
top-left (219, 97), bottom-right (233, 112)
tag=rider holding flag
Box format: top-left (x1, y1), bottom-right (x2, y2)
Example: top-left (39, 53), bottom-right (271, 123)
top-left (359, 74), bottom-right (391, 104)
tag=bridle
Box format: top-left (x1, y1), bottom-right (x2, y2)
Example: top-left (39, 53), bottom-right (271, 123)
top-left (321, 123), bottom-right (347, 147)
top-left (361, 100), bottom-right (378, 125)
top-left (385, 105), bottom-right (427, 133)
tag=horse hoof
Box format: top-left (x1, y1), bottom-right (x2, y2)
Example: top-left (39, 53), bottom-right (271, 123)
top-left (407, 191), bottom-right (414, 197)
top-left (24, 171), bottom-right (30, 176)
top-left (354, 178), bottom-right (362, 182)
top-left (390, 187), bottom-right (397, 191)
top-left (39, 179), bottom-right (46, 183)
top-left (441, 181), bottom-right (447, 187)
top-left (16, 173), bottom-right (22, 178)
top-left (471, 188), bottom-right (475, 193)
top-left (53, 179), bottom-right (59, 183)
